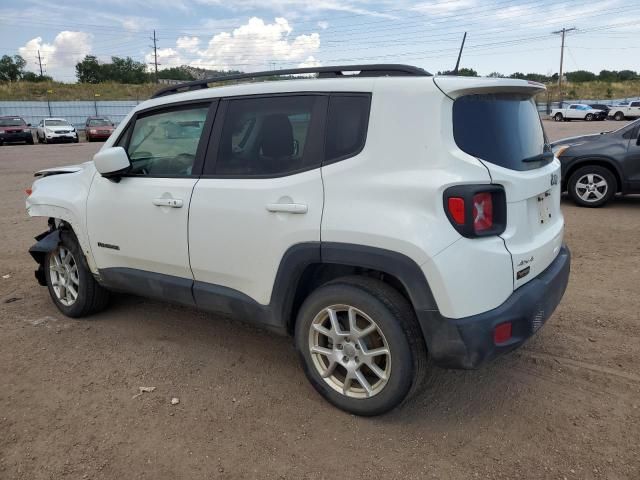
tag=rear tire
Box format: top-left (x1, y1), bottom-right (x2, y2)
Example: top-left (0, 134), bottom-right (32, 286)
top-left (554, 113), bottom-right (563, 122)
top-left (44, 230), bottom-right (110, 318)
top-left (585, 113), bottom-right (593, 121)
top-left (295, 276), bottom-right (428, 416)
top-left (568, 165), bottom-right (616, 208)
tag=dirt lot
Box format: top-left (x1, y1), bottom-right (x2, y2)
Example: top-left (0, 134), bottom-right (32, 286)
top-left (1, 120), bottom-right (639, 480)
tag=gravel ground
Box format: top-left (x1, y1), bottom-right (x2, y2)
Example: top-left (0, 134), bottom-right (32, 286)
top-left (1, 120), bottom-right (639, 479)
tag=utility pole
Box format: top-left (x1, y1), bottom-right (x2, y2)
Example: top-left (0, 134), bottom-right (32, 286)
top-left (552, 27), bottom-right (576, 106)
top-left (453, 32), bottom-right (467, 75)
top-left (151, 30), bottom-right (159, 84)
top-left (36, 50), bottom-right (44, 78)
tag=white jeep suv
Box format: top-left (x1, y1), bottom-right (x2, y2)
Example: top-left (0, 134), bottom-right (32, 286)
top-left (26, 65), bottom-right (570, 416)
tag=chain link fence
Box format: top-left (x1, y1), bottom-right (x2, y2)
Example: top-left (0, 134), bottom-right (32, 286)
top-left (0, 101), bottom-right (140, 130)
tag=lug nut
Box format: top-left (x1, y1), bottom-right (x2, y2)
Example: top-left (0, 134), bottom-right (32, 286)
top-left (342, 356), bottom-right (348, 363)
top-left (336, 344), bottom-right (343, 350)
top-left (354, 356), bottom-right (359, 363)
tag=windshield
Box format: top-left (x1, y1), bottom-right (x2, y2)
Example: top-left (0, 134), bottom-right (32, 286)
top-left (453, 93), bottom-right (549, 171)
top-left (0, 118), bottom-right (25, 127)
top-left (88, 119), bottom-right (111, 127)
top-left (45, 120), bottom-right (70, 126)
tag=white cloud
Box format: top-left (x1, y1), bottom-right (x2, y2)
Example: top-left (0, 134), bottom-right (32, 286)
top-left (176, 36), bottom-right (200, 52)
top-left (151, 17), bottom-right (321, 72)
top-left (413, 0), bottom-right (476, 15)
top-left (18, 31), bottom-right (93, 79)
top-left (298, 56), bottom-right (322, 68)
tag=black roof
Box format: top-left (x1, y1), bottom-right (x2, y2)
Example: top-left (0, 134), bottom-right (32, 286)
top-left (152, 64), bottom-right (431, 99)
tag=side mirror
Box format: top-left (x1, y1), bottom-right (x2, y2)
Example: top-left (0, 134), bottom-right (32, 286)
top-left (93, 146), bottom-right (130, 178)
top-left (27, 123), bottom-right (32, 127)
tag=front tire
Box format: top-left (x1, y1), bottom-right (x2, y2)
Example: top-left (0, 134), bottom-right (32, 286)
top-left (44, 230), bottom-right (110, 317)
top-left (295, 277), bottom-right (427, 416)
top-left (568, 165), bottom-right (616, 208)
top-left (585, 113), bottom-right (594, 121)
top-left (614, 111), bottom-right (625, 121)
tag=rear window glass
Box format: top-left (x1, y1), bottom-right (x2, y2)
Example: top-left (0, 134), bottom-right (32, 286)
top-left (453, 93), bottom-right (549, 171)
top-left (0, 118), bottom-right (25, 126)
top-left (325, 95), bottom-right (370, 163)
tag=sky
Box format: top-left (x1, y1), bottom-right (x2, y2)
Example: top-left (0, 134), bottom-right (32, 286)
top-left (0, 0), bottom-right (639, 82)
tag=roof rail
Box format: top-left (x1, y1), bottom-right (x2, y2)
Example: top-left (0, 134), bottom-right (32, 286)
top-left (151, 64), bottom-right (431, 98)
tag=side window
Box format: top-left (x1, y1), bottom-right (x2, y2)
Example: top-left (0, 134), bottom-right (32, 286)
top-left (214, 96), bottom-right (322, 176)
top-left (126, 105), bottom-right (209, 176)
top-left (325, 95), bottom-right (371, 163)
top-left (631, 102), bottom-right (640, 107)
top-left (569, 105), bottom-right (577, 110)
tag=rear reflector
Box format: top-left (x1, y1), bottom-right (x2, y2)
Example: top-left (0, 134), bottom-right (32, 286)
top-left (473, 192), bottom-right (493, 232)
top-left (447, 197), bottom-right (465, 225)
top-left (25, 188), bottom-right (32, 196)
top-left (494, 322), bottom-right (512, 344)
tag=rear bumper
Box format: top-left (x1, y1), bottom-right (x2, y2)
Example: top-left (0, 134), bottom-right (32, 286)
top-left (0, 131), bottom-right (32, 143)
top-left (417, 245), bottom-right (571, 369)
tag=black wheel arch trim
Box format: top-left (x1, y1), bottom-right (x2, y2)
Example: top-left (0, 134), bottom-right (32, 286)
top-left (562, 156), bottom-right (625, 192)
top-left (29, 227), bottom-right (61, 286)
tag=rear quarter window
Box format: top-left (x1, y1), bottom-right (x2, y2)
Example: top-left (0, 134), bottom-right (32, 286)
top-left (325, 95), bottom-right (371, 164)
top-left (453, 93), bottom-right (549, 172)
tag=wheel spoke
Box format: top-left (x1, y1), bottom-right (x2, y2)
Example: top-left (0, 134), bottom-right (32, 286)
top-left (342, 371), bottom-right (354, 395)
top-left (321, 361), bottom-right (337, 378)
top-left (592, 190), bottom-right (604, 200)
top-left (311, 345), bottom-right (333, 357)
top-left (67, 284), bottom-right (78, 300)
top-left (312, 323), bottom-right (333, 339)
top-left (356, 323), bottom-right (376, 339)
top-left (587, 174), bottom-right (594, 184)
top-left (354, 370), bottom-right (373, 397)
top-left (364, 347), bottom-right (390, 358)
top-left (348, 307), bottom-right (358, 332)
top-left (595, 180), bottom-right (607, 188)
top-left (579, 190), bottom-right (591, 200)
top-left (367, 362), bottom-right (388, 381)
top-left (326, 308), bottom-right (342, 335)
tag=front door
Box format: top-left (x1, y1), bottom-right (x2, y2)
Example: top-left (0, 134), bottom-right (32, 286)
top-left (623, 123), bottom-right (640, 190)
top-left (86, 101), bottom-right (215, 302)
top-left (188, 94), bottom-right (327, 315)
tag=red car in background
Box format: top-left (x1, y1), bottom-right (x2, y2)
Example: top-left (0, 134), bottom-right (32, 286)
top-left (85, 117), bottom-right (115, 142)
top-left (0, 116), bottom-right (33, 145)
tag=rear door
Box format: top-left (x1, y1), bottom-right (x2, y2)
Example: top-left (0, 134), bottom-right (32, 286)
top-left (438, 78), bottom-right (564, 289)
top-left (188, 94), bottom-right (326, 311)
top-left (630, 101), bottom-right (640, 118)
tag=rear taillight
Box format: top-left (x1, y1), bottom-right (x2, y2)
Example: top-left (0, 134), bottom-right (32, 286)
top-left (444, 185), bottom-right (506, 238)
top-left (25, 188), bottom-right (32, 196)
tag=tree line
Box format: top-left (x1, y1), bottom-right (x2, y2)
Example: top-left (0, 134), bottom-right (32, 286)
top-left (1, 53), bottom-right (639, 84)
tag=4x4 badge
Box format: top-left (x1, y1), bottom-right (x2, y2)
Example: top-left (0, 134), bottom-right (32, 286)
top-left (550, 173), bottom-right (559, 186)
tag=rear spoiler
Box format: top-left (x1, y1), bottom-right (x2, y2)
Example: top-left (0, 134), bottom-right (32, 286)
top-left (433, 77), bottom-right (546, 99)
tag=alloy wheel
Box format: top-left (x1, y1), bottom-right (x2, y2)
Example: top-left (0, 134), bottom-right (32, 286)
top-left (575, 173), bottom-right (608, 203)
top-left (308, 304), bottom-right (391, 399)
top-left (49, 246), bottom-right (80, 306)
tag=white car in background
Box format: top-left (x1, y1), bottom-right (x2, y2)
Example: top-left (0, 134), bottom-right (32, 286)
top-left (550, 104), bottom-right (607, 122)
top-left (36, 118), bottom-right (79, 144)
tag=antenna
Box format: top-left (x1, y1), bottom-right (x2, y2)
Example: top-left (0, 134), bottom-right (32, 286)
top-left (453, 32), bottom-right (467, 75)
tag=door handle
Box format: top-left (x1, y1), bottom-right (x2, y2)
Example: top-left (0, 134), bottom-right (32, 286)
top-left (266, 203), bottom-right (308, 214)
top-left (152, 198), bottom-right (183, 208)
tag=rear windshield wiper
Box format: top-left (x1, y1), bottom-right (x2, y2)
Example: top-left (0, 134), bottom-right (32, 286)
top-left (522, 150), bottom-right (554, 163)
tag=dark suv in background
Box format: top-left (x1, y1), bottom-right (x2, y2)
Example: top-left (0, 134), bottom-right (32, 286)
top-left (0, 116), bottom-right (33, 145)
top-left (552, 119), bottom-right (640, 207)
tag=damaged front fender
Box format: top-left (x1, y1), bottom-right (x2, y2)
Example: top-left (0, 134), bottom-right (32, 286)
top-left (29, 228), bottom-right (60, 286)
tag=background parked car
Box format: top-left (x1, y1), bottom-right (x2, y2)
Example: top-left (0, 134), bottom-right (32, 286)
top-left (36, 118), bottom-right (79, 144)
top-left (0, 116), bottom-right (33, 145)
top-left (551, 118), bottom-right (640, 207)
top-left (550, 104), bottom-right (607, 122)
top-left (608, 101), bottom-right (640, 121)
top-left (85, 117), bottom-right (115, 142)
